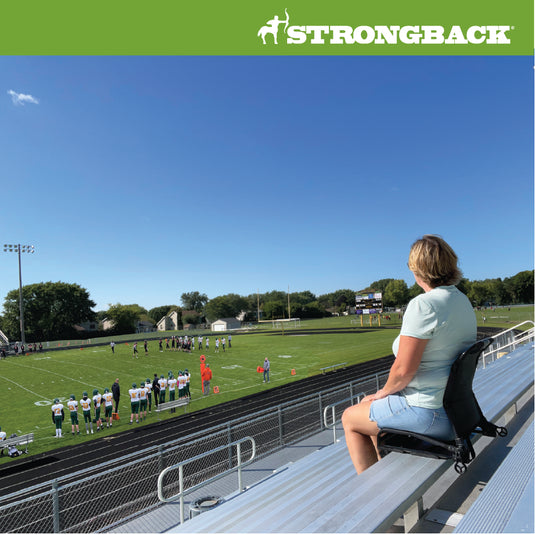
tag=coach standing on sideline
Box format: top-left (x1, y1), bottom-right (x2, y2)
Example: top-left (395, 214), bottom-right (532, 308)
top-left (263, 357), bottom-right (270, 383)
top-left (152, 373), bottom-right (160, 408)
top-left (112, 378), bottom-right (120, 414)
top-left (202, 364), bottom-right (212, 395)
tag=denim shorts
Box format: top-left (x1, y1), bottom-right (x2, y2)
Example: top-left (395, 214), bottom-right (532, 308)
top-left (369, 394), bottom-right (454, 440)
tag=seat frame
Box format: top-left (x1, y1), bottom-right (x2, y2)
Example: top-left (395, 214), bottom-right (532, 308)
top-left (377, 337), bottom-right (507, 474)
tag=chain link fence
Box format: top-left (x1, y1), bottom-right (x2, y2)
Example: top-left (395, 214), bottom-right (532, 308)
top-left (0, 371), bottom-right (389, 533)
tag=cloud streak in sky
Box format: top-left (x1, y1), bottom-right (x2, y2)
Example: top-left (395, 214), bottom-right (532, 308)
top-left (8, 89), bottom-right (40, 106)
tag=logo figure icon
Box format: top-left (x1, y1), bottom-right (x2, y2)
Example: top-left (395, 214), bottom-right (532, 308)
top-left (257, 8), bottom-right (289, 44)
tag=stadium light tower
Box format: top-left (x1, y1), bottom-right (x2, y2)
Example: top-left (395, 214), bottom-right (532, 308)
top-left (3, 244), bottom-right (35, 347)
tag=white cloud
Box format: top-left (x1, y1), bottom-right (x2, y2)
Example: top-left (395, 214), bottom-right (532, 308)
top-left (7, 89), bottom-right (40, 106)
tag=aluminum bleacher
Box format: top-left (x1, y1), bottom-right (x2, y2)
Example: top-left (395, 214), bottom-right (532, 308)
top-left (142, 342), bottom-right (534, 534)
top-left (454, 420), bottom-right (534, 533)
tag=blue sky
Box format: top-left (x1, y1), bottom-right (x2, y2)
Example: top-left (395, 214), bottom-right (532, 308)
top-left (1, 55), bottom-right (532, 312)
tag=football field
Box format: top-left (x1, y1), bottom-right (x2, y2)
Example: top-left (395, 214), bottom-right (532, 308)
top-left (0, 322), bottom-right (400, 459)
top-left (0, 307), bottom-right (532, 461)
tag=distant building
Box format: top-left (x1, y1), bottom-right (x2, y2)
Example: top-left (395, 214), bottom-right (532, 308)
top-left (136, 320), bottom-right (155, 333)
top-left (101, 318), bottom-right (115, 331)
top-left (76, 321), bottom-right (99, 332)
top-left (211, 318), bottom-right (241, 332)
top-left (101, 318), bottom-right (155, 333)
top-left (157, 310), bottom-right (181, 332)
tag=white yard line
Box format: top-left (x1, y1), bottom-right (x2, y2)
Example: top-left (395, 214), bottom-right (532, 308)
top-left (0, 375), bottom-right (49, 400)
top-left (3, 361), bottom-right (102, 389)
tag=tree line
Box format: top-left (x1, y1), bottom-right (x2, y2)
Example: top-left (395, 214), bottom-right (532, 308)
top-left (0, 271), bottom-right (532, 342)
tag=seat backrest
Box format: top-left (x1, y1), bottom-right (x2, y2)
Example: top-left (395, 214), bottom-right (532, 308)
top-left (443, 338), bottom-right (493, 439)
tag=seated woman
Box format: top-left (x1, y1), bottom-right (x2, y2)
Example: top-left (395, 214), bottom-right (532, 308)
top-left (342, 235), bottom-right (477, 474)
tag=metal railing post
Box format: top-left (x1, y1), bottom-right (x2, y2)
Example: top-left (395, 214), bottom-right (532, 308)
top-left (158, 445), bottom-right (164, 473)
top-left (278, 405), bottom-right (283, 447)
top-left (318, 392), bottom-right (323, 430)
top-left (237, 441), bottom-right (243, 492)
top-left (227, 423), bottom-right (233, 469)
top-left (330, 406), bottom-right (336, 443)
top-left (179, 465), bottom-right (184, 524)
top-left (52, 479), bottom-right (60, 533)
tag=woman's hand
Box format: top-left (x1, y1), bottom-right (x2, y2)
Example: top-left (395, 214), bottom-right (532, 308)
top-left (360, 389), bottom-right (387, 403)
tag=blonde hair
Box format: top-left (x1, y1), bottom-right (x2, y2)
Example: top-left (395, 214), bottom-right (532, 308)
top-left (408, 235), bottom-right (462, 288)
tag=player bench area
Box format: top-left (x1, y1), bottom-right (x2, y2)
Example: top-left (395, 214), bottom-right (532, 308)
top-left (320, 362), bottom-right (348, 374)
top-left (156, 398), bottom-right (190, 413)
top-left (168, 343), bottom-right (533, 533)
top-left (0, 433), bottom-right (34, 456)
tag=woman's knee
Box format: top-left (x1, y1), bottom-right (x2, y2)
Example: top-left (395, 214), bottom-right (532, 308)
top-left (342, 402), bottom-right (378, 435)
top-left (342, 403), bottom-right (365, 430)
top-left (341, 406), bottom-right (352, 429)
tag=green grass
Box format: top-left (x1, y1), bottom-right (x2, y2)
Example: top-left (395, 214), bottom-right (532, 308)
top-left (473, 305), bottom-right (534, 330)
top-left (0, 306), bottom-right (532, 463)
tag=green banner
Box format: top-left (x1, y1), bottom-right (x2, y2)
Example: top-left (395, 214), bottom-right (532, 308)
top-left (0, 0), bottom-right (532, 55)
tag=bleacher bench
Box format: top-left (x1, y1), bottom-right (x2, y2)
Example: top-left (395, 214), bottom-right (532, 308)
top-left (156, 398), bottom-right (190, 413)
top-left (167, 343), bottom-right (534, 533)
top-left (454, 420), bottom-right (534, 533)
top-left (0, 433), bottom-right (34, 455)
top-left (320, 363), bottom-right (348, 374)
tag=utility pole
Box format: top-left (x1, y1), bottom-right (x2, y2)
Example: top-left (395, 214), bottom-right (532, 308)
top-left (288, 285), bottom-right (291, 320)
top-left (3, 244), bottom-right (35, 346)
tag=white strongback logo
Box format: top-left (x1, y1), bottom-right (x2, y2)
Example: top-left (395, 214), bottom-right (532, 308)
top-left (257, 10), bottom-right (512, 46)
top-left (257, 8), bottom-right (290, 44)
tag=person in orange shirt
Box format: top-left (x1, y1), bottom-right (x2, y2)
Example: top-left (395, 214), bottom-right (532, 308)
top-left (202, 364), bottom-right (212, 395)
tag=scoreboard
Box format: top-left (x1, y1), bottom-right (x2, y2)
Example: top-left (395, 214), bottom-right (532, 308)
top-left (355, 292), bottom-right (382, 314)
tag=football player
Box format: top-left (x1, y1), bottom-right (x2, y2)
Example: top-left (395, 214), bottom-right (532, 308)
top-left (129, 383), bottom-right (140, 424)
top-left (93, 389), bottom-right (103, 431)
top-left (80, 391), bottom-right (93, 434)
top-left (102, 388), bottom-right (114, 428)
top-left (51, 398), bottom-right (65, 438)
top-left (67, 395), bottom-right (80, 435)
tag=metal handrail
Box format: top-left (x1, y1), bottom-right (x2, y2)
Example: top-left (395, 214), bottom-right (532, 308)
top-left (489, 320), bottom-right (534, 336)
top-left (323, 392), bottom-right (367, 443)
top-left (157, 436), bottom-right (256, 524)
top-left (481, 322), bottom-right (534, 367)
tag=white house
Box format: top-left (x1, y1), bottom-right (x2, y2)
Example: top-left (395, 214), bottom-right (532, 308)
top-left (101, 318), bottom-right (115, 331)
top-left (211, 318), bottom-right (241, 332)
top-left (157, 310), bottom-right (181, 332)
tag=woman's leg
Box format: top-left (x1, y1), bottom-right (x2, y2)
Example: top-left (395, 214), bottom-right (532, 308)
top-left (342, 400), bottom-right (380, 474)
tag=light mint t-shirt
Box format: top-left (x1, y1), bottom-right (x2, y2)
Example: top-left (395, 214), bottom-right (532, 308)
top-left (392, 286), bottom-right (477, 409)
